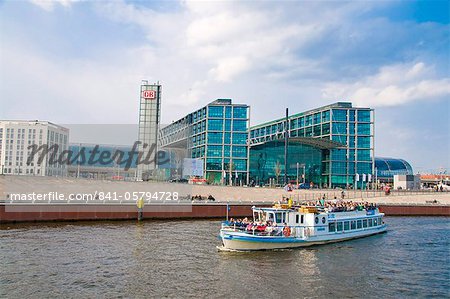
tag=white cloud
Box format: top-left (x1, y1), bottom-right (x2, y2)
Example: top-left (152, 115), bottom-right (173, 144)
top-left (29, 0), bottom-right (80, 11)
top-left (322, 62), bottom-right (450, 107)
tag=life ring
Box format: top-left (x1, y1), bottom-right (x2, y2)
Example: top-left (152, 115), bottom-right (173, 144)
top-left (283, 226), bottom-right (291, 237)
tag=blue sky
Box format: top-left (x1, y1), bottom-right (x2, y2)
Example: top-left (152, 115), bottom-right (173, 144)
top-left (0, 0), bottom-right (449, 173)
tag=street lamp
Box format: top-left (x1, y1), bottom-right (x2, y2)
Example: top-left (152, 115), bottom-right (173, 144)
top-left (296, 163), bottom-right (306, 186)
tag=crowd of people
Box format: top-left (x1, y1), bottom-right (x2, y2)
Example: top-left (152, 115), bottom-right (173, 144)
top-left (191, 194), bottom-right (215, 201)
top-left (227, 217), bottom-right (285, 235)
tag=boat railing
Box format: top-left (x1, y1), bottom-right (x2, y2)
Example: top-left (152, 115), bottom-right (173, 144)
top-left (221, 222), bottom-right (317, 238)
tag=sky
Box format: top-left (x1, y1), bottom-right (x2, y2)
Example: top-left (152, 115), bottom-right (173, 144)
top-left (0, 0), bottom-right (449, 173)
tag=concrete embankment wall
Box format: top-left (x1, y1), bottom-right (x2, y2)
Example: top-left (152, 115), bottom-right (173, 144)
top-left (1, 176), bottom-right (449, 223)
top-left (1, 203), bottom-right (449, 224)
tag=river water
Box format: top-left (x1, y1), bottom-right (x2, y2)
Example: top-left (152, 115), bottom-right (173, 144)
top-left (1, 217), bottom-right (449, 298)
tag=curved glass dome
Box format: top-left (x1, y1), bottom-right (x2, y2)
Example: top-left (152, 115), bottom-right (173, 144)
top-left (375, 157), bottom-right (413, 179)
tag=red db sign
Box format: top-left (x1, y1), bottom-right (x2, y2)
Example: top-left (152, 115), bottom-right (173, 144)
top-left (143, 90), bottom-right (156, 99)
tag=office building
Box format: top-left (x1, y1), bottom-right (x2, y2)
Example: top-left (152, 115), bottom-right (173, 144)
top-left (0, 120), bottom-right (69, 176)
top-left (159, 99), bottom-right (250, 185)
top-left (248, 102), bottom-right (374, 188)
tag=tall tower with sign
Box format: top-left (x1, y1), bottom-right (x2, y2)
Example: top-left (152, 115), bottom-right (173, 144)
top-left (137, 80), bottom-right (161, 180)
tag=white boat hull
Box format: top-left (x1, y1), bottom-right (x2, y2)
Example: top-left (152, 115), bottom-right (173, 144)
top-left (220, 225), bottom-right (387, 251)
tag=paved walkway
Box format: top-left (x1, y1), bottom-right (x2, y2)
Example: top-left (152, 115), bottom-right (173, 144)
top-left (1, 176), bottom-right (449, 205)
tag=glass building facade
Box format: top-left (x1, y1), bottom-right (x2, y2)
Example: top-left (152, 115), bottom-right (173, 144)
top-left (249, 140), bottom-right (324, 186)
top-left (159, 99), bottom-right (250, 185)
top-left (249, 102), bottom-right (374, 188)
top-left (375, 157), bottom-right (413, 183)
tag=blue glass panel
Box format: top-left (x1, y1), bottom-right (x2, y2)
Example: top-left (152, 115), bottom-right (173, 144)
top-left (305, 127), bottom-right (312, 137)
top-left (357, 162), bottom-right (372, 174)
top-left (322, 123), bottom-right (330, 135)
top-left (233, 107), bottom-right (247, 119)
top-left (357, 149), bottom-right (371, 161)
top-left (357, 110), bottom-right (371, 122)
top-left (332, 123), bottom-right (347, 134)
top-left (349, 110), bottom-right (355, 121)
top-left (233, 159), bottom-right (247, 171)
top-left (357, 123), bottom-right (370, 135)
top-left (208, 132), bottom-right (223, 144)
top-left (208, 119), bottom-right (223, 131)
top-left (233, 120), bottom-right (247, 132)
top-left (299, 117), bottom-right (304, 128)
top-left (332, 110), bottom-right (347, 121)
top-left (322, 111), bottom-right (330, 122)
top-left (225, 120), bottom-right (231, 131)
top-left (207, 145), bottom-right (222, 157)
top-left (224, 146), bottom-right (231, 157)
top-left (332, 135), bottom-right (346, 145)
top-left (225, 106), bottom-right (232, 118)
top-left (357, 136), bottom-right (371, 148)
top-left (313, 125), bottom-right (321, 136)
top-left (208, 106), bottom-right (224, 118)
top-left (224, 133), bottom-right (231, 144)
top-left (232, 146), bottom-right (247, 157)
top-left (232, 133), bottom-right (247, 144)
top-left (206, 158), bottom-right (222, 170)
top-left (331, 161), bottom-right (347, 174)
top-left (305, 115), bottom-right (313, 126)
top-left (332, 149), bottom-right (347, 160)
top-left (349, 123), bottom-right (355, 135)
top-left (313, 113), bottom-right (321, 125)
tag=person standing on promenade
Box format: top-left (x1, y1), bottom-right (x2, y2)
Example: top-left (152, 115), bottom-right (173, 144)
top-left (137, 197), bottom-right (144, 221)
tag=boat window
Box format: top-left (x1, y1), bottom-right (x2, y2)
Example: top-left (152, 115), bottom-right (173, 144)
top-left (373, 218), bottom-right (378, 226)
top-left (351, 221), bottom-right (356, 230)
top-left (357, 220), bottom-right (362, 229)
top-left (315, 217), bottom-right (319, 224)
top-left (379, 217), bottom-right (382, 224)
top-left (329, 222), bottom-right (336, 232)
top-left (337, 222), bottom-right (343, 231)
top-left (296, 214), bottom-right (299, 224)
top-left (344, 221), bottom-right (350, 231)
top-left (363, 219), bottom-right (368, 228)
top-left (275, 213), bottom-right (284, 224)
top-left (368, 219), bottom-right (373, 227)
top-left (322, 217), bottom-right (326, 224)
top-left (268, 212), bottom-right (275, 222)
top-left (301, 215), bottom-right (304, 224)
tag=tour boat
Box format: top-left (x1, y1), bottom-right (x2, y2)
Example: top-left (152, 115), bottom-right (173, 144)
top-left (218, 204), bottom-right (387, 251)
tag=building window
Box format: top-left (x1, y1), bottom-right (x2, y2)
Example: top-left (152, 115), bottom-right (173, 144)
top-left (232, 120), bottom-right (247, 132)
top-left (233, 107), bottom-right (247, 119)
top-left (332, 109), bottom-right (347, 121)
top-left (207, 119), bottom-right (223, 131)
top-left (208, 106), bottom-right (224, 118)
top-left (232, 146), bottom-right (247, 158)
top-left (207, 146), bottom-right (222, 157)
top-left (232, 133), bottom-right (247, 144)
top-left (357, 110), bottom-right (371, 122)
top-left (208, 132), bottom-right (223, 144)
